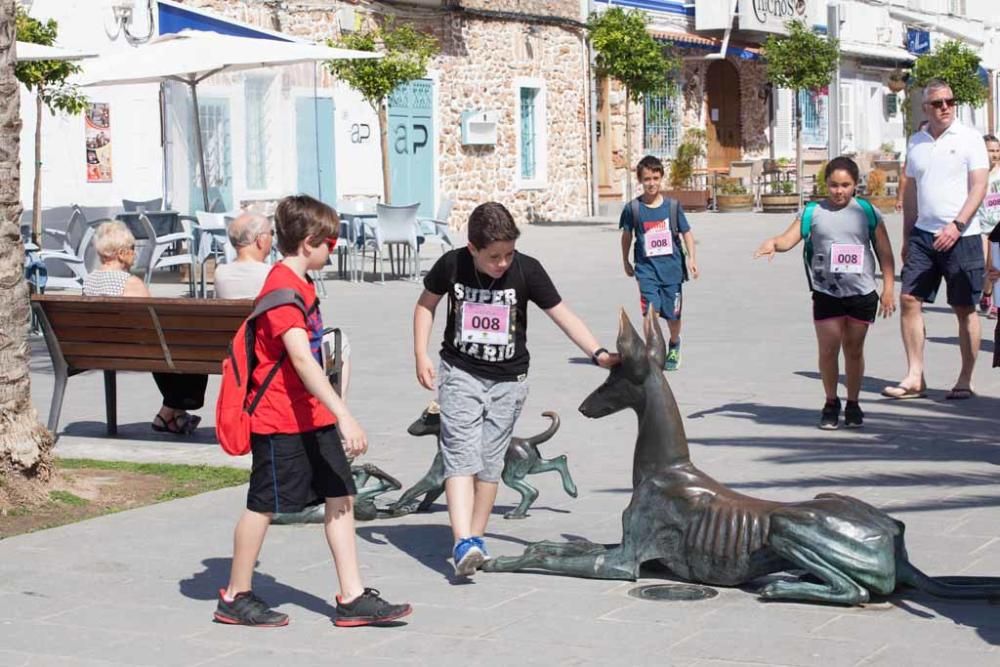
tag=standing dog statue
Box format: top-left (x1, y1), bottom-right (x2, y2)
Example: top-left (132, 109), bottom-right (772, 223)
top-left (389, 402), bottom-right (578, 519)
top-left (484, 310), bottom-right (1000, 605)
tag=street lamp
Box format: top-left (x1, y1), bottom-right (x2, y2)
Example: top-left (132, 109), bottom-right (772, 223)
top-left (106, 0), bottom-right (154, 45)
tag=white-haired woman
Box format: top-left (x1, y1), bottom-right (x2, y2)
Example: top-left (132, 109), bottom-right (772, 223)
top-left (83, 222), bottom-right (208, 435)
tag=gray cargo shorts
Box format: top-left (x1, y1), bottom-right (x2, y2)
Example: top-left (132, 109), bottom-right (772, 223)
top-left (437, 360), bottom-right (529, 482)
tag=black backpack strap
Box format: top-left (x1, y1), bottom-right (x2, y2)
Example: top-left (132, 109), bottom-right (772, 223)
top-left (629, 197), bottom-right (641, 229)
top-left (669, 199), bottom-right (680, 237)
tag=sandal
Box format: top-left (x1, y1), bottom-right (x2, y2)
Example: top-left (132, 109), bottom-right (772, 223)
top-left (881, 384), bottom-right (926, 399)
top-left (152, 413), bottom-right (202, 435)
top-left (945, 387), bottom-right (976, 400)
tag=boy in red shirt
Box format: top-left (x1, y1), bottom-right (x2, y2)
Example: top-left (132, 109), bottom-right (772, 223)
top-left (215, 195), bottom-right (411, 628)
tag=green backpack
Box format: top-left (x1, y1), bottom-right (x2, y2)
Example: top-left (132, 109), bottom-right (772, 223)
top-left (800, 197), bottom-right (878, 290)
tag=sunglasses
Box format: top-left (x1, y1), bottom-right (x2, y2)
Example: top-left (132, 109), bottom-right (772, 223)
top-left (927, 98), bottom-right (957, 110)
top-left (323, 237), bottom-right (338, 252)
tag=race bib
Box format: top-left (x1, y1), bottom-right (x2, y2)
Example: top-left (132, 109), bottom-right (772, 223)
top-left (985, 193), bottom-right (1000, 210)
top-left (459, 302), bottom-right (510, 346)
top-left (644, 229), bottom-right (673, 257)
top-left (830, 243), bottom-right (864, 274)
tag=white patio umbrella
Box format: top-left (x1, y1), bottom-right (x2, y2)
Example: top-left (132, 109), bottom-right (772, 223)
top-left (77, 30), bottom-right (380, 210)
top-left (16, 41), bottom-right (96, 62)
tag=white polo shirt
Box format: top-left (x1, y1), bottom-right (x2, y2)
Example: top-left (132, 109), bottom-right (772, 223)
top-left (905, 119), bottom-right (989, 237)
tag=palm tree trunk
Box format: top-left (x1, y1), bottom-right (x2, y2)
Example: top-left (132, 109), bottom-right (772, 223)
top-left (378, 102), bottom-right (392, 204)
top-left (0, 2), bottom-right (54, 502)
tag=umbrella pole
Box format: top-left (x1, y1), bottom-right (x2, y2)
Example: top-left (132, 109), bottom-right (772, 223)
top-left (188, 80), bottom-right (211, 212)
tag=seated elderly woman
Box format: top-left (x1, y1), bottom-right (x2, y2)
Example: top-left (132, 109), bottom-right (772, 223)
top-left (82, 222), bottom-right (208, 435)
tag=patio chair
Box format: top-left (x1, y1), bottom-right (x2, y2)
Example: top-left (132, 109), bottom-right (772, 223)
top-left (417, 197), bottom-right (455, 255)
top-left (122, 198), bottom-right (163, 212)
top-left (43, 205), bottom-right (109, 257)
top-left (360, 203), bottom-right (420, 283)
top-left (36, 224), bottom-right (97, 291)
top-left (135, 213), bottom-right (196, 296)
top-left (194, 211), bottom-right (234, 297)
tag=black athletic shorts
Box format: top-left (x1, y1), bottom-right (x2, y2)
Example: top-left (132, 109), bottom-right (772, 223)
top-left (247, 425), bottom-right (357, 514)
top-left (812, 290), bottom-right (879, 324)
top-left (901, 228), bottom-right (984, 306)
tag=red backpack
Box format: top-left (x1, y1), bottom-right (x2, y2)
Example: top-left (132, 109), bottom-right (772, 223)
top-left (216, 288), bottom-right (318, 455)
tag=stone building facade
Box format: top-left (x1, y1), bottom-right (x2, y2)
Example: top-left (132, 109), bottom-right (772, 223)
top-left (175, 0), bottom-right (593, 225)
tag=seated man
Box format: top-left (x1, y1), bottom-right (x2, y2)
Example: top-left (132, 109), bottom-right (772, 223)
top-left (214, 212), bottom-right (353, 397)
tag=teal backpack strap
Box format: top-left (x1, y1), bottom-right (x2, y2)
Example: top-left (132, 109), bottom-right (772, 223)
top-left (854, 196), bottom-right (879, 237)
top-left (800, 202), bottom-right (818, 291)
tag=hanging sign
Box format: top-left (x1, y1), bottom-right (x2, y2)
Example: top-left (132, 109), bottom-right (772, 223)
top-left (739, 0), bottom-right (818, 35)
top-left (85, 103), bottom-right (112, 183)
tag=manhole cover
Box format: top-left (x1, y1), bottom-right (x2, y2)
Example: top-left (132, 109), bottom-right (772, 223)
top-left (628, 584), bottom-right (718, 602)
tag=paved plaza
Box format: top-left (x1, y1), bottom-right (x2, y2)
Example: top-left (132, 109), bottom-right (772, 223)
top-left (3, 212), bottom-right (999, 666)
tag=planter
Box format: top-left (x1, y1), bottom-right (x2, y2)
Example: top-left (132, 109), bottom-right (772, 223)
top-left (716, 193), bottom-right (753, 212)
top-left (662, 189), bottom-right (710, 212)
top-left (866, 195), bottom-right (897, 213)
top-left (760, 193), bottom-right (800, 213)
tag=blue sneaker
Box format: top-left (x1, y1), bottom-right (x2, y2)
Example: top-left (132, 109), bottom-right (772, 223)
top-left (471, 537), bottom-right (490, 564)
top-left (452, 537), bottom-right (485, 576)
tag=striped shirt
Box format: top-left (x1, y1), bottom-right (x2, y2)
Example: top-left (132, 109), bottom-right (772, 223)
top-left (82, 269), bottom-right (131, 297)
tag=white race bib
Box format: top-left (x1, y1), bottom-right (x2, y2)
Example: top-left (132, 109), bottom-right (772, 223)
top-left (459, 302), bottom-right (510, 346)
top-left (830, 243), bottom-right (864, 274)
top-left (984, 193), bottom-right (1000, 210)
top-left (644, 229), bottom-right (673, 257)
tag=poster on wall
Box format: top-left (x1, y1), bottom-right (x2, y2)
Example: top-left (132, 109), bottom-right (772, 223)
top-left (85, 102), bottom-right (112, 182)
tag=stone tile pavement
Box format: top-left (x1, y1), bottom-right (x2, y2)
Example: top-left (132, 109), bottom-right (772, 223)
top-left (3, 212), bottom-right (998, 665)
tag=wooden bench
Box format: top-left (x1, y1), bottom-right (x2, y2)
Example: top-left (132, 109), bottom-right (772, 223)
top-left (31, 294), bottom-right (342, 438)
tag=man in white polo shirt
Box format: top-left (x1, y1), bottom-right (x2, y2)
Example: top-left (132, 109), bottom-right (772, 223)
top-left (883, 80), bottom-right (988, 400)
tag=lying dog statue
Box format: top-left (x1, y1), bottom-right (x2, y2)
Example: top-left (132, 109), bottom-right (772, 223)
top-left (271, 464), bottom-right (401, 524)
top-left (389, 402), bottom-right (578, 519)
top-left (484, 310), bottom-right (1000, 606)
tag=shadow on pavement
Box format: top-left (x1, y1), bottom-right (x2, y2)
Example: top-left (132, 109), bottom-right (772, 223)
top-left (61, 420), bottom-right (218, 444)
top-left (178, 557), bottom-right (337, 618)
top-left (928, 335), bottom-right (994, 353)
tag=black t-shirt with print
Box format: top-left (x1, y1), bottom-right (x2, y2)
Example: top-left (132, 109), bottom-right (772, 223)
top-left (423, 248), bottom-right (562, 381)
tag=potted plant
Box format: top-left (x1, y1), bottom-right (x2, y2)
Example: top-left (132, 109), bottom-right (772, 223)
top-left (715, 180), bottom-right (753, 212)
top-left (664, 129), bottom-right (710, 211)
top-left (887, 68), bottom-right (907, 93)
top-left (761, 179), bottom-right (799, 212)
top-left (864, 168), bottom-right (896, 212)
top-left (878, 142), bottom-right (899, 161)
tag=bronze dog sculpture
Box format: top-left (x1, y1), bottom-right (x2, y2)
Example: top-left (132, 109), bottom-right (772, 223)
top-left (389, 403), bottom-right (577, 519)
top-left (271, 464), bottom-right (402, 524)
top-left (484, 310), bottom-right (1000, 605)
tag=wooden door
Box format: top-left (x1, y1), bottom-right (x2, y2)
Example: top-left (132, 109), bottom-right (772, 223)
top-left (706, 61), bottom-right (743, 170)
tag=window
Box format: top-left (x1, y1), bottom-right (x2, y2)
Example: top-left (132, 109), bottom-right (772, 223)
top-left (644, 83), bottom-right (681, 159)
top-left (839, 83), bottom-right (855, 153)
top-left (948, 0), bottom-right (967, 16)
top-left (515, 79), bottom-right (546, 188)
top-left (244, 77), bottom-right (271, 191)
top-left (798, 89), bottom-right (828, 147)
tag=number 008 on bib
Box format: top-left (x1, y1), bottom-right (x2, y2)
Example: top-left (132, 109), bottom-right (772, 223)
top-left (460, 302), bottom-right (511, 345)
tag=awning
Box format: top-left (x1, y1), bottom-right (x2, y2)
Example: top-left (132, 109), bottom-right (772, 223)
top-left (157, 0), bottom-right (295, 42)
top-left (839, 41), bottom-right (915, 66)
top-left (652, 29), bottom-right (761, 61)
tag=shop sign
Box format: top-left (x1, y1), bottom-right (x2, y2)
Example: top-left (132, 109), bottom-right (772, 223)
top-left (738, 0), bottom-right (816, 35)
top-left (906, 29), bottom-right (930, 55)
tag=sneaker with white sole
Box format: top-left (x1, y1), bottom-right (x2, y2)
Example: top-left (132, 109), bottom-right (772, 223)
top-left (453, 537), bottom-right (485, 576)
top-left (665, 345), bottom-right (681, 371)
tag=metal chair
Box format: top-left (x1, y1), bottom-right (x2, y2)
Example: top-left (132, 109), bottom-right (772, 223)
top-left (37, 225), bottom-right (97, 291)
top-left (135, 213), bottom-right (196, 296)
top-left (361, 203), bottom-right (420, 283)
top-left (417, 197), bottom-right (455, 255)
top-left (122, 198), bottom-right (163, 212)
top-left (193, 211), bottom-right (234, 297)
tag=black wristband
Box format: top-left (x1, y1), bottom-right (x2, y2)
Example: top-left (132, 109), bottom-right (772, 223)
top-left (952, 219), bottom-right (967, 233)
top-left (591, 347), bottom-right (609, 365)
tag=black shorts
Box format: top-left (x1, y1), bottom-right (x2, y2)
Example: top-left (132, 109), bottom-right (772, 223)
top-left (812, 290), bottom-right (879, 324)
top-left (901, 229), bottom-right (984, 306)
top-left (247, 425), bottom-right (357, 514)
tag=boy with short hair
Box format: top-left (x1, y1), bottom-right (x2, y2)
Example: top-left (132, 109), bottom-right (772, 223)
top-left (413, 202), bottom-right (618, 576)
top-left (215, 195), bottom-right (410, 628)
top-left (620, 155), bottom-right (699, 371)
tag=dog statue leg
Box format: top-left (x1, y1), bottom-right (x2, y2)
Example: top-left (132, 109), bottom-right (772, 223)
top-left (501, 464), bottom-right (538, 519)
top-left (528, 454), bottom-right (578, 498)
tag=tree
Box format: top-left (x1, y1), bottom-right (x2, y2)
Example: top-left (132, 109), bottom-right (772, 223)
top-left (1, 0), bottom-right (55, 509)
top-left (763, 20), bottom-right (839, 209)
top-left (15, 6), bottom-right (87, 244)
top-left (587, 7), bottom-right (677, 199)
top-left (326, 21), bottom-right (438, 204)
top-left (910, 39), bottom-right (988, 128)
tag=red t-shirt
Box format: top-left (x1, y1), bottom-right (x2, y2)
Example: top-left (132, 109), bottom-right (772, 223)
top-left (248, 263), bottom-right (336, 435)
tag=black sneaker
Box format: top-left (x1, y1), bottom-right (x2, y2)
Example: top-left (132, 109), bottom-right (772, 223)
top-left (334, 588), bottom-right (412, 627)
top-left (214, 589), bottom-right (289, 627)
top-left (844, 401), bottom-right (864, 428)
top-left (819, 398), bottom-right (841, 430)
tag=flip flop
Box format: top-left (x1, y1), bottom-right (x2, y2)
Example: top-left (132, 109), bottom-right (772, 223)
top-left (945, 388), bottom-right (976, 400)
top-left (881, 385), bottom-right (927, 399)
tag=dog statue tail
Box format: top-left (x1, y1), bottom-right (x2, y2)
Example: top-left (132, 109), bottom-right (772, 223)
top-left (522, 411), bottom-right (560, 446)
top-left (897, 559), bottom-right (1000, 600)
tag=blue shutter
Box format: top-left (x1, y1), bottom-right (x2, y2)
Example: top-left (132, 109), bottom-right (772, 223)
top-left (520, 87), bottom-right (537, 180)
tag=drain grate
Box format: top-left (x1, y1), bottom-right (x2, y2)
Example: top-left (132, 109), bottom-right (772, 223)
top-left (628, 583), bottom-right (718, 602)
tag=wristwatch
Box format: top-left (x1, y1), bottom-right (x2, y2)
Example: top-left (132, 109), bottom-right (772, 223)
top-left (591, 347), bottom-right (609, 365)
top-left (952, 220), bottom-right (967, 233)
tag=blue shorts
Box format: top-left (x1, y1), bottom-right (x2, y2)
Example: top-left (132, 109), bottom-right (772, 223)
top-left (901, 229), bottom-right (984, 306)
top-left (637, 280), bottom-right (682, 321)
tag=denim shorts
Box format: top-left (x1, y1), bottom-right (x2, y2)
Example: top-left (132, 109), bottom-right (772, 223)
top-left (901, 228), bottom-right (984, 306)
top-left (437, 360), bottom-right (529, 482)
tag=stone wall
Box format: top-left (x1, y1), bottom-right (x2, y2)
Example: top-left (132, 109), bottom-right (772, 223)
top-left (173, 1), bottom-right (592, 224)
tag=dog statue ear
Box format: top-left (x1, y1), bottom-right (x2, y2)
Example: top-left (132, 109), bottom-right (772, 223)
top-left (643, 308), bottom-right (666, 369)
top-left (617, 309), bottom-right (648, 380)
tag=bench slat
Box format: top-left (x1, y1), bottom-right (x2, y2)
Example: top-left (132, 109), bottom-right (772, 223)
top-left (56, 327), bottom-right (233, 347)
top-left (47, 310), bottom-right (246, 332)
top-left (64, 356), bottom-right (222, 374)
top-left (62, 342), bottom-right (228, 362)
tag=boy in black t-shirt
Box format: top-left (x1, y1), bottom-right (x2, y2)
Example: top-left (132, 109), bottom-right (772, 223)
top-left (413, 202), bottom-right (618, 576)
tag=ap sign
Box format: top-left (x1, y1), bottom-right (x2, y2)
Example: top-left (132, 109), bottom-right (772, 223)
top-left (739, 0), bottom-right (816, 35)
